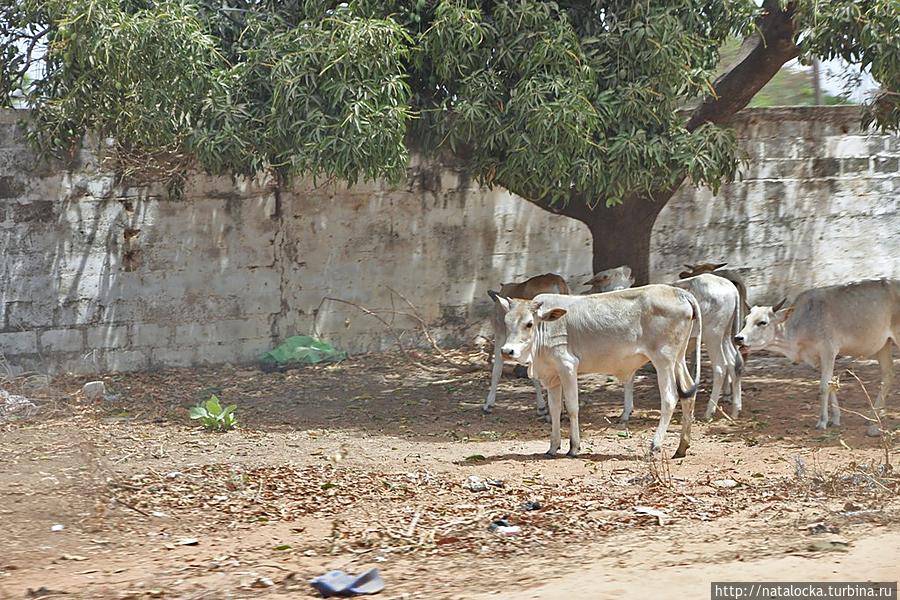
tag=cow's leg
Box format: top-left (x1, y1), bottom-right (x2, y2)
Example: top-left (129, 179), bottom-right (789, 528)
top-left (619, 372), bottom-right (636, 424)
top-left (532, 378), bottom-right (549, 420)
top-left (545, 384), bottom-right (563, 457)
top-left (729, 348), bottom-right (743, 418)
top-left (482, 343), bottom-right (505, 414)
top-left (561, 371), bottom-right (581, 457)
top-left (674, 383), bottom-right (696, 459)
top-left (868, 341), bottom-right (894, 437)
top-left (703, 338), bottom-right (728, 420)
top-left (650, 366), bottom-right (678, 455)
top-left (816, 351), bottom-right (837, 430)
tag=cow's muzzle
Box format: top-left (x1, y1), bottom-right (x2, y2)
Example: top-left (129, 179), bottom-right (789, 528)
top-left (501, 347), bottom-right (517, 359)
top-left (733, 335), bottom-right (745, 347)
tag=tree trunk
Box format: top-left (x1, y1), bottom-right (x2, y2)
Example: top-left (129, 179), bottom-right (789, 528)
top-left (580, 193), bottom-right (672, 286)
top-left (508, 0), bottom-right (800, 285)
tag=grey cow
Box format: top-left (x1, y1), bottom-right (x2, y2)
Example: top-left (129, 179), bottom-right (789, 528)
top-left (736, 278), bottom-right (900, 436)
top-left (585, 267), bottom-right (744, 422)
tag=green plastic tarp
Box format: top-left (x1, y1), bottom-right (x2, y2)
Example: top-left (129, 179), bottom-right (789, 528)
top-left (259, 335), bottom-right (347, 367)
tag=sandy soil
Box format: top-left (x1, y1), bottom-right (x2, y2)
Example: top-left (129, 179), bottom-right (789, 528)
top-left (0, 349), bottom-right (897, 599)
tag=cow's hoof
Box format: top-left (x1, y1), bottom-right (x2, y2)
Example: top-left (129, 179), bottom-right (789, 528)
top-left (866, 423), bottom-right (882, 438)
top-left (544, 449), bottom-right (559, 458)
top-left (566, 449), bottom-right (580, 458)
top-left (672, 443), bottom-right (689, 459)
top-left (481, 405), bottom-right (493, 415)
top-left (829, 419), bottom-right (841, 428)
top-left (617, 413), bottom-right (631, 425)
top-left (815, 420), bottom-right (828, 431)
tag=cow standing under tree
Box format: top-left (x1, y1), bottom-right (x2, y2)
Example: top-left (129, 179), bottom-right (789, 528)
top-left (585, 267), bottom-right (744, 422)
top-left (489, 285), bottom-right (701, 458)
top-left (482, 273), bottom-right (570, 418)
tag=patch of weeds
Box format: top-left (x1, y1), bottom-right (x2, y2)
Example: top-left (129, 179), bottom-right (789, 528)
top-left (190, 395), bottom-right (237, 432)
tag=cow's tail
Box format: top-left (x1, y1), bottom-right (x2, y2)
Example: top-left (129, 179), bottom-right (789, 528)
top-left (677, 291), bottom-right (702, 399)
top-left (730, 287), bottom-right (745, 376)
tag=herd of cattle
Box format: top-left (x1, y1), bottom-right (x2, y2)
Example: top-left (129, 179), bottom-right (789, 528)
top-left (483, 264), bottom-right (900, 458)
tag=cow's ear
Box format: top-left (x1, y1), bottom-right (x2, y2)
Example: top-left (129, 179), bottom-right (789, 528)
top-left (538, 306), bottom-right (567, 321)
top-left (772, 297), bottom-right (788, 313)
top-left (713, 262), bottom-right (727, 270)
top-left (488, 290), bottom-right (511, 312)
top-left (775, 304), bottom-right (794, 323)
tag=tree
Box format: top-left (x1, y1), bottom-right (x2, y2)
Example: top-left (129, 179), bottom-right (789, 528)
top-left (2, 0), bottom-right (898, 283)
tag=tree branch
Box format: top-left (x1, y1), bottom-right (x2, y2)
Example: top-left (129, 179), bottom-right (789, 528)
top-left (686, 0), bottom-right (800, 131)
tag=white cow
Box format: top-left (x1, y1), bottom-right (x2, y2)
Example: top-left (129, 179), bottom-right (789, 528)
top-left (585, 267), bottom-right (744, 421)
top-left (735, 278), bottom-right (899, 436)
top-left (482, 273), bottom-right (570, 417)
top-left (490, 285), bottom-right (701, 458)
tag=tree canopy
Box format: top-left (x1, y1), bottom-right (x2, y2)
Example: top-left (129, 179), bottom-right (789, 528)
top-left (2, 0), bottom-right (898, 280)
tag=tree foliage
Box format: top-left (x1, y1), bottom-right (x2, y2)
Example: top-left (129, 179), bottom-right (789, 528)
top-left (1, 0), bottom-right (898, 208)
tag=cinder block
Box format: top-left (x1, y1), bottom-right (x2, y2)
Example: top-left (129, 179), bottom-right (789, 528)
top-left (840, 158), bottom-right (870, 176)
top-left (149, 347), bottom-right (197, 368)
top-left (86, 325), bottom-right (128, 349)
top-left (827, 136), bottom-right (870, 158)
top-left (175, 318), bottom-right (272, 345)
top-left (762, 139), bottom-right (796, 159)
top-left (40, 329), bottom-right (85, 353)
top-left (132, 323), bottom-right (173, 347)
top-left (54, 300), bottom-right (100, 326)
top-left (873, 157), bottom-right (899, 174)
top-left (0, 175), bottom-right (25, 199)
top-left (103, 349), bottom-right (149, 372)
top-left (7, 301), bottom-right (55, 329)
top-left (0, 331), bottom-right (38, 355)
top-left (810, 158), bottom-right (840, 178)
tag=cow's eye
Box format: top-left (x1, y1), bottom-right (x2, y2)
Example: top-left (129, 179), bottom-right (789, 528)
top-left (525, 322), bottom-right (533, 329)
top-left (757, 321), bottom-right (767, 327)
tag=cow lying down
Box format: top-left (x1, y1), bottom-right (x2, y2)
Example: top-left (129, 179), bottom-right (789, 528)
top-left (489, 284), bottom-right (701, 458)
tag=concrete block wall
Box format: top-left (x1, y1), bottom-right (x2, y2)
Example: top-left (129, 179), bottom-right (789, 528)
top-left (0, 106), bottom-right (898, 373)
top-left (652, 106), bottom-right (899, 303)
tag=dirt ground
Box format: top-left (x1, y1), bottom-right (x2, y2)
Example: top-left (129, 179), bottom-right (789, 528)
top-left (0, 348), bottom-right (898, 600)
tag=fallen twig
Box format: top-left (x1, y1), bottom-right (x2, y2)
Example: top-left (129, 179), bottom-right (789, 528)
top-left (387, 287), bottom-right (481, 373)
top-left (845, 369), bottom-right (894, 468)
top-left (112, 496), bottom-right (152, 518)
top-left (313, 296), bottom-right (444, 372)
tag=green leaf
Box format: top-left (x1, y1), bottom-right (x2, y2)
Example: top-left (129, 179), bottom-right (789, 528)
top-left (205, 395), bottom-right (222, 415)
top-left (189, 406), bottom-right (207, 419)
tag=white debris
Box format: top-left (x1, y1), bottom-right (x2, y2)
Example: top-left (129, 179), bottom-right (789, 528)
top-left (712, 479), bottom-right (739, 489)
top-left (81, 381), bottom-right (107, 400)
top-left (463, 476), bottom-right (488, 492)
top-left (634, 506), bottom-right (669, 525)
top-left (0, 389), bottom-right (38, 422)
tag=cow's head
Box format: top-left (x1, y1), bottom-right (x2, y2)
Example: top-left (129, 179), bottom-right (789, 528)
top-left (583, 265), bottom-right (634, 294)
top-left (488, 291), bottom-right (567, 363)
top-left (735, 298), bottom-right (793, 349)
